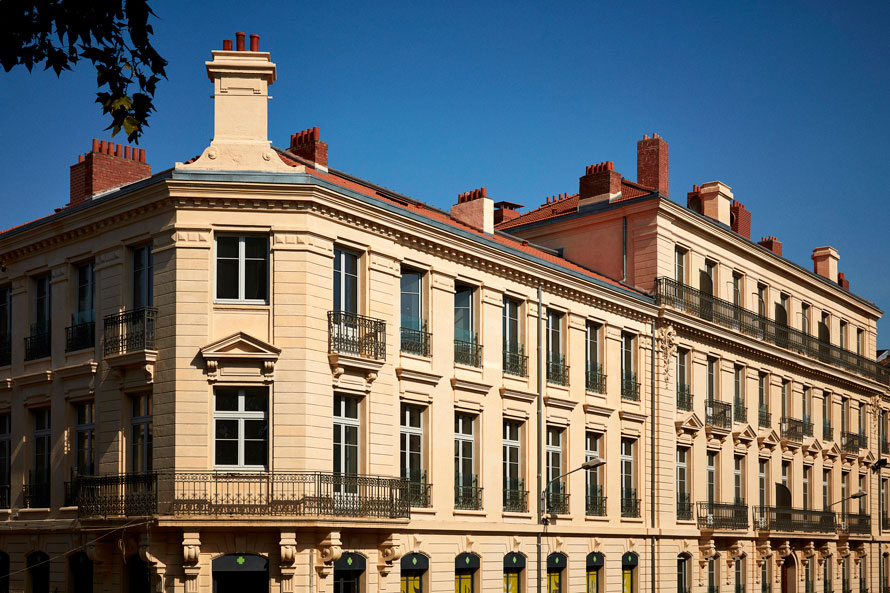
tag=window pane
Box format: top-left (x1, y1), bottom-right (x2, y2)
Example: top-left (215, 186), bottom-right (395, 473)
top-left (244, 259), bottom-right (267, 300)
top-left (217, 237), bottom-right (239, 258)
top-left (217, 259), bottom-right (239, 299)
top-left (215, 391), bottom-right (238, 411)
top-left (215, 441), bottom-right (238, 466)
top-left (244, 439), bottom-right (267, 467)
top-left (244, 419), bottom-right (267, 440)
top-left (244, 237), bottom-right (267, 259)
top-left (244, 391), bottom-right (267, 412)
top-left (216, 419), bottom-right (238, 440)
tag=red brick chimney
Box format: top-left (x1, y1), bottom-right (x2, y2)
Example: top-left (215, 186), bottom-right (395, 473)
top-left (69, 139), bottom-right (151, 207)
top-left (494, 201), bottom-right (523, 224)
top-left (579, 161), bottom-right (622, 208)
top-left (837, 272), bottom-right (850, 291)
top-left (730, 200), bottom-right (751, 239)
top-left (758, 236), bottom-right (782, 256)
top-left (289, 127), bottom-right (328, 172)
top-left (637, 133), bottom-right (668, 197)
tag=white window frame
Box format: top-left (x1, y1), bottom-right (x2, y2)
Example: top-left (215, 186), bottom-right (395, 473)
top-left (503, 297), bottom-right (522, 351)
top-left (131, 394), bottom-right (152, 473)
top-left (215, 235), bottom-right (270, 304)
top-left (586, 432), bottom-right (602, 496)
top-left (213, 387), bottom-right (269, 470)
top-left (545, 427), bottom-right (564, 492)
top-left (400, 404), bottom-right (423, 481)
top-left (503, 421), bottom-right (521, 488)
top-left (75, 262), bottom-right (95, 325)
top-left (454, 413), bottom-right (476, 485)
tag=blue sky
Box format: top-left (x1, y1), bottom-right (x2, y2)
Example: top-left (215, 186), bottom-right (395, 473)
top-left (1, 1), bottom-right (888, 341)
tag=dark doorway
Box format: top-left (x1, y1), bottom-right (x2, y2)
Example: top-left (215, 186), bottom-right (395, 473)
top-left (0, 552), bottom-right (8, 593)
top-left (69, 552), bottom-right (93, 593)
top-left (212, 554), bottom-right (269, 593)
top-left (127, 555), bottom-right (151, 593)
top-left (333, 553), bottom-right (366, 593)
top-left (26, 552), bottom-right (50, 593)
top-left (780, 554), bottom-right (797, 593)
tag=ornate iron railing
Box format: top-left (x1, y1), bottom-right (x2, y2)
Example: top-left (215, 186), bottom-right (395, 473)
top-left (802, 417), bottom-right (814, 437)
top-left (454, 339), bottom-right (482, 367)
top-left (586, 486), bottom-right (606, 516)
top-left (733, 398), bottom-right (747, 423)
top-left (0, 333), bottom-right (10, 366)
top-left (753, 505), bottom-right (836, 532)
top-left (24, 325), bottom-right (51, 360)
top-left (402, 469), bottom-right (431, 508)
top-left (621, 373), bottom-right (640, 401)
top-left (545, 482), bottom-right (570, 515)
top-left (621, 488), bottom-right (640, 518)
top-left (696, 501), bottom-right (748, 530)
top-left (759, 406), bottom-right (771, 428)
top-left (677, 384), bottom-right (693, 411)
top-left (173, 471), bottom-right (410, 518)
top-left (65, 320), bottom-right (95, 352)
top-left (824, 422), bottom-right (834, 442)
top-left (838, 512), bottom-right (870, 535)
top-left (327, 311), bottom-right (386, 360)
top-left (842, 431), bottom-right (861, 454)
top-left (677, 492), bottom-right (693, 520)
top-left (655, 277), bottom-right (890, 383)
top-left (503, 478), bottom-right (528, 512)
top-left (104, 307), bottom-right (156, 356)
top-left (503, 344), bottom-right (528, 378)
top-left (705, 399), bottom-right (732, 429)
top-left (585, 364), bottom-right (606, 393)
top-left (546, 356), bottom-right (570, 386)
top-left (858, 431), bottom-right (868, 450)
top-left (781, 417), bottom-right (805, 442)
top-left (400, 326), bottom-right (431, 357)
top-left (454, 474), bottom-right (482, 510)
top-left (67, 473), bottom-right (157, 517)
top-left (23, 481), bottom-right (50, 508)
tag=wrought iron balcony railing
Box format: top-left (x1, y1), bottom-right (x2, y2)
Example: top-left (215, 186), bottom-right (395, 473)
top-left (454, 339), bottom-right (482, 367)
top-left (585, 364), bottom-right (606, 394)
top-left (454, 474), bottom-right (483, 510)
top-left (23, 481), bottom-right (50, 508)
top-left (503, 344), bottom-right (528, 378)
top-left (842, 431), bottom-right (862, 454)
top-left (753, 505), bottom-right (836, 532)
top-left (802, 416), bottom-right (814, 437)
top-left (400, 326), bottom-right (431, 357)
top-left (781, 417), bottom-right (805, 442)
top-left (621, 373), bottom-right (640, 401)
top-left (402, 469), bottom-right (432, 508)
top-left (66, 473), bottom-right (157, 517)
top-left (545, 483), bottom-right (570, 515)
top-left (705, 399), bottom-right (732, 429)
top-left (677, 384), bottom-right (693, 411)
top-left (655, 277), bottom-right (890, 383)
top-left (696, 501), bottom-right (748, 530)
top-left (586, 486), bottom-right (606, 516)
top-left (503, 478), bottom-right (528, 512)
top-left (104, 307), bottom-right (157, 356)
top-left (733, 398), bottom-right (747, 423)
top-left (824, 422), bottom-right (834, 442)
top-left (621, 488), bottom-right (641, 518)
top-left (65, 320), bottom-right (95, 352)
top-left (327, 311), bottom-right (386, 360)
top-left (759, 406), bottom-right (771, 428)
top-left (25, 324), bottom-right (51, 360)
top-left (837, 512), bottom-right (870, 535)
top-left (677, 492), bottom-right (693, 520)
top-left (546, 355), bottom-right (570, 386)
top-left (0, 333), bottom-right (10, 366)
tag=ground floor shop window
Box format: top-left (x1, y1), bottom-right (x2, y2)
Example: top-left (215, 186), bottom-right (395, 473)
top-left (455, 553), bottom-right (480, 593)
top-left (69, 552), bottom-right (93, 593)
top-left (401, 553), bottom-right (428, 593)
top-left (622, 552), bottom-right (638, 593)
top-left (587, 553), bottom-right (604, 593)
top-left (333, 553), bottom-right (365, 593)
top-left (504, 553), bottom-right (525, 593)
top-left (27, 552), bottom-right (49, 593)
top-left (211, 554), bottom-right (268, 593)
top-left (547, 553), bottom-right (566, 593)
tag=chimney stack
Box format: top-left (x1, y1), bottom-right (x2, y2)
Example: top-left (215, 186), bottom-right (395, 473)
top-left (838, 272), bottom-right (850, 291)
top-left (451, 187), bottom-right (494, 234)
top-left (758, 236), bottom-right (782, 256)
top-left (494, 201), bottom-right (523, 224)
top-left (730, 200), bottom-right (751, 239)
top-left (637, 133), bottom-right (668, 197)
top-left (578, 161), bottom-right (622, 209)
top-left (68, 139), bottom-right (151, 207)
top-left (812, 246), bottom-right (839, 282)
top-left (289, 126), bottom-right (328, 172)
top-left (696, 181), bottom-right (733, 226)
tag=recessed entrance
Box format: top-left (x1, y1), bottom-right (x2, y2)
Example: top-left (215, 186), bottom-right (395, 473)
top-left (780, 554), bottom-right (797, 593)
top-left (212, 554), bottom-right (269, 593)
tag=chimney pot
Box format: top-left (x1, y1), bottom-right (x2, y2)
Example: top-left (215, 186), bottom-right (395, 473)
top-left (69, 139), bottom-right (151, 208)
top-left (289, 126), bottom-right (328, 170)
top-left (250, 34), bottom-right (259, 51)
top-left (223, 39), bottom-right (233, 51)
top-left (451, 186), bottom-right (494, 233)
top-left (579, 161), bottom-right (622, 207)
top-left (757, 235), bottom-right (783, 256)
top-left (91, 139), bottom-right (100, 152)
top-left (115, 144), bottom-right (123, 158)
top-left (236, 32), bottom-right (246, 51)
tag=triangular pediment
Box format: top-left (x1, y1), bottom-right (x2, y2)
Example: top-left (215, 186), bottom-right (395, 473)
top-left (733, 425), bottom-right (758, 446)
top-left (805, 439), bottom-right (823, 457)
top-left (200, 332), bottom-right (281, 359)
top-left (822, 442), bottom-right (842, 460)
top-left (860, 450), bottom-right (877, 466)
top-left (758, 429), bottom-right (781, 450)
top-left (676, 412), bottom-right (704, 437)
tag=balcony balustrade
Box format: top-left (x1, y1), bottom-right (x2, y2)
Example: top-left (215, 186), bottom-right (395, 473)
top-left (104, 307), bottom-right (157, 356)
top-left (705, 399), bottom-right (732, 429)
top-left (546, 355), bottom-right (570, 386)
top-left (503, 478), bottom-right (528, 513)
top-left (802, 416), bottom-right (814, 437)
top-left (24, 324), bottom-right (51, 360)
top-left (621, 373), bottom-right (640, 401)
top-left (585, 364), bottom-right (606, 394)
top-left (544, 482), bottom-right (570, 515)
top-left (842, 431), bottom-right (862, 454)
top-left (759, 406), bottom-right (771, 428)
top-left (752, 505), bottom-right (836, 532)
top-left (677, 492), bottom-right (693, 520)
top-left (65, 320), bottom-right (95, 352)
top-left (503, 344), bottom-right (528, 378)
top-left (733, 398), bottom-right (747, 423)
top-left (327, 311), bottom-right (386, 361)
top-left (621, 488), bottom-right (640, 518)
top-left (66, 473), bottom-right (157, 517)
top-left (454, 339), bottom-right (482, 367)
top-left (824, 422), bottom-right (834, 442)
top-left (454, 474), bottom-right (483, 510)
top-left (0, 333), bottom-right (10, 366)
top-left (23, 481), bottom-right (50, 509)
top-left (586, 486), bottom-right (606, 517)
top-left (402, 469), bottom-right (431, 508)
top-left (838, 512), bottom-right (871, 535)
top-left (400, 326), bottom-right (431, 357)
top-left (655, 277), bottom-right (890, 383)
top-left (781, 417), bottom-right (805, 443)
top-left (677, 384), bottom-right (693, 412)
top-left (696, 501), bottom-right (748, 530)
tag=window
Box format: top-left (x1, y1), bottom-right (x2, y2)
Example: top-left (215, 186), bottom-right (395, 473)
top-left (587, 553), bottom-right (604, 593)
top-left (781, 461), bottom-right (790, 490)
top-left (677, 447), bottom-right (691, 519)
top-left (402, 554), bottom-right (428, 593)
top-left (823, 392), bottom-right (833, 436)
top-left (763, 560), bottom-right (771, 593)
top-left (757, 284), bottom-right (767, 317)
top-left (621, 438), bottom-right (638, 516)
top-left (759, 460), bottom-right (768, 507)
top-left (455, 413), bottom-right (478, 508)
top-left (778, 293), bottom-right (789, 325)
top-left (842, 471), bottom-right (849, 514)
top-left (842, 398), bottom-right (849, 432)
top-left (0, 414), bottom-right (9, 508)
top-left (859, 475), bottom-right (866, 514)
top-left (735, 557), bottom-right (745, 591)
top-left (677, 555), bottom-right (690, 593)
top-left (0, 285), bottom-right (9, 366)
top-left (621, 332), bottom-right (637, 399)
top-left (215, 235), bottom-right (268, 302)
top-left (455, 554), bottom-right (479, 593)
top-left (856, 328), bottom-right (864, 356)
top-left (546, 310), bottom-right (566, 385)
top-left (74, 401), bottom-right (95, 476)
top-left (400, 269), bottom-right (423, 331)
top-left (675, 247), bottom-right (686, 283)
top-left (74, 262), bottom-right (95, 324)
top-left (131, 394), bottom-right (152, 473)
top-left (676, 349), bottom-right (691, 410)
top-left (823, 469), bottom-right (830, 510)
top-left (547, 553), bottom-right (566, 593)
top-left (732, 272), bottom-right (742, 307)
top-left (707, 451), bottom-right (718, 504)
top-left (454, 284), bottom-right (475, 343)
top-left (503, 297), bottom-right (522, 354)
top-left (734, 455), bottom-right (745, 504)
top-left (29, 408), bottom-right (51, 507)
top-left (586, 433), bottom-right (604, 515)
top-left (839, 320), bottom-right (847, 350)
top-left (214, 387), bottom-right (268, 469)
top-left (33, 274), bottom-right (51, 333)
top-left (803, 465), bottom-right (811, 510)
top-left (734, 365), bottom-right (745, 422)
top-left (333, 553), bottom-right (364, 593)
top-left (400, 404), bottom-right (426, 505)
top-left (585, 321), bottom-right (603, 392)
top-left (706, 356), bottom-right (718, 401)
top-left (503, 421), bottom-right (523, 511)
top-left (801, 303), bottom-right (810, 335)
top-left (781, 380), bottom-right (789, 421)
top-left (707, 557), bottom-right (719, 592)
top-left (545, 427), bottom-right (565, 513)
top-left (622, 553), bottom-right (638, 593)
top-left (333, 395), bottom-right (360, 490)
top-left (503, 553), bottom-right (524, 593)
top-left (802, 386), bottom-right (811, 425)
top-left (132, 245), bottom-right (153, 308)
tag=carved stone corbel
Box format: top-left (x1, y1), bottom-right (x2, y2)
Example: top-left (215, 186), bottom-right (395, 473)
top-left (316, 532), bottom-right (342, 592)
top-left (140, 534), bottom-right (166, 593)
top-left (182, 532), bottom-right (201, 593)
top-left (853, 544), bottom-right (867, 566)
top-left (377, 534), bottom-right (402, 591)
top-left (280, 531), bottom-right (297, 593)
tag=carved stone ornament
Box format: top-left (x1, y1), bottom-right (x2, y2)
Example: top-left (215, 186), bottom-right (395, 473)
top-left (140, 534), bottom-right (166, 593)
top-left (802, 542), bottom-right (816, 559)
top-left (378, 534), bottom-right (402, 581)
top-left (777, 541), bottom-right (792, 558)
top-left (699, 540), bottom-right (716, 569)
top-left (181, 532), bottom-right (201, 593)
top-left (280, 531), bottom-right (298, 592)
top-left (657, 325), bottom-right (678, 386)
top-left (316, 531), bottom-right (343, 584)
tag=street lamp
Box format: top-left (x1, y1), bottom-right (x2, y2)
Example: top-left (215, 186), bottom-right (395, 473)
top-left (828, 490), bottom-right (867, 508)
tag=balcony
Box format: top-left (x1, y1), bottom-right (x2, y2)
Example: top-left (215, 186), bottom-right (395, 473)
top-left (503, 478), bottom-right (528, 513)
top-left (759, 406), bottom-right (771, 429)
top-left (104, 307), bottom-right (157, 356)
top-left (400, 326), bottom-right (431, 357)
top-left (454, 474), bottom-right (482, 510)
top-left (621, 488), bottom-right (641, 518)
top-left (585, 364), bottom-right (606, 394)
top-left (586, 486), bottom-right (606, 517)
top-left (23, 481), bottom-right (50, 508)
top-left (402, 469), bottom-right (431, 508)
top-left (824, 422), bottom-right (834, 442)
top-left (705, 399), bottom-right (732, 429)
top-left (544, 482), bottom-right (570, 515)
top-left (327, 311), bottom-right (386, 361)
top-left (546, 355), bottom-right (570, 386)
top-left (838, 512), bottom-right (870, 535)
top-left (677, 492), bottom-right (693, 520)
top-left (454, 339), bottom-right (482, 367)
top-left (841, 431), bottom-right (862, 454)
top-left (781, 417), bottom-right (805, 443)
top-left (503, 344), bottom-right (528, 378)
top-left (733, 398), bottom-right (747, 423)
top-left (66, 473), bottom-right (157, 517)
top-left (753, 506), bottom-right (836, 532)
top-left (0, 484), bottom-right (9, 508)
top-left (655, 277), bottom-right (890, 383)
top-left (677, 384), bottom-right (693, 411)
top-left (696, 501), bottom-right (748, 530)
top-left (802, 417), bottom-right (814, 437)
top-left (24, 324), bottom-right (51, 360)
top-left (0, 333), bottom-right (9, 366)
top-left (858, 432), bottom-right (868, 450)
top-left (65, 321), bottom-right (95, 352)
top-left (621, 373), bottom-right (640, 402)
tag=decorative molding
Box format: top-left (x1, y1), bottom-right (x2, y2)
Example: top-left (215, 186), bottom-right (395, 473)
top-left (14, 370), bottom-right (52, 387)
top-left (329, 353), bottom-right (383, 395)
top-left (200, 332), bottom-right (280, 384)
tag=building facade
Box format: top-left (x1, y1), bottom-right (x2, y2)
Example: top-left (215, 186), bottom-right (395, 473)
top-left (0, 34), bottom-right (887, 593)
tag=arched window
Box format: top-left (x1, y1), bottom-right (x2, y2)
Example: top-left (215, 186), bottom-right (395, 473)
top-left (547, 553), bottom-right (566, 593)
top-left (503, 553), bottom-right (525, 593)
top-left (455, 553), bottom-right (480, 593)
top-left (677, 554), bottom-right (690, 593)
top-left (333, 553), bottom-right (365, 593)
top-left (401, 553), bottom-right (428, 593)
top-left (622, 553), bottom-right (638, 593)
top-left (26, 552), bottom-right (50, 593)
top-left (69, 552), bottom-right (93, 593)
top-left (587, 553), bottom-right (604, 593)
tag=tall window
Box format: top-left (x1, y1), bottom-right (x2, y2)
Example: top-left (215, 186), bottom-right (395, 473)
top-left (503, 297), bottom-right (521, 352)
top-left (400, 404), bottom-right (424, 485)
top-left (503, 421), bottom-right (522, 510)
top-left (585, 321), bottom-right (603, 391)
top-left (781, 380), bottom-right (789, 420)
top-left (132, 245), bottom-right (153, 309)
top-left (454, 554), bottom-right (478, 593)
top-left (856, 328), bottom-right (864, 356)
top-left (841, 471), bottom-right (849, 515)
top-left (824, 392), bottom-right (833, 434)
top-left (707, 451), bottom-right (718, 504)
top-left (735, 557), bottom-right (745, 592)
top-left (675, 247), bottom-right (686, 283)
top-left (801, 303), bottom-right (810, 335)
top-left (842, 398), bottom-right (849, 432)
top-left (732, 272), bottom-right (742, 307)
top-left (545, 427), bottom-right (565, 511)
top-left (214, 388), bottom-right (268, 470)
top-left (401, 554), bottom-right (427, 593)
top-left (757, 284), bottom-right (767, 317)
top-left (546, 310), bottom-right (563, 365)
top-left (131, 394), bottom-right (152, 473)
top-left (333, 248), bottom-right (359, 314)
top-left (781, 461), bottom-right (790, 490)
top-left (677, 447), bottom-right (690, 519)
top-left (400, 268), bottom-right (424, 331)
top-left (33, 275), bottom-right (51, 333)
top-left (677, 555), bottom-right (690, 593)
top-left (75, 262), bottom-right (95, 325)
top-left (215, 235), bottom-right (268, 302)
top-left (802, 386), bottom-right (811, 425)
top-left (547, 554), bottom-right (566, 593)
top-left (0, 285), bottom-right (9, 365)
top-left (587, 553), bottom-right (604, 593)
top-left (621, 332), bottom-right (635, 383)
top-left (586, 433), bottom-right (603, 514)
top-left (74, 401), bottom-right (95, 476)
top-left (758, 372), bottom-right (768, 412)
top-left (0, 414), bottom-right (9, 508)
top-left (454, 413), bottom-right (476, 506)
top-left (734, 364), bottom-right (745, 422)
top-left (859, 475), bottom-right (866, 514)
top-left (677, 348), bottom-right (690, 392)
top-left (504, 553), bottom-right (524, 593)
top-left (333, 395), bottom-right (360, 490)
top-left (621, 438), bottom-right (636, 512)
top-left (759, 460), bottom-right (768, 507)
top-left (33, 408), bottom-right (51, 489)
top-left (823, 469), bottom-right (831, 510)
top-left (708, 557), bottom-right (719, 592)
top-left (621, 553), bottom-right (638, 593)
top-left (763, 560), bottom-right (771, 593)
top-left (734, 456), bottom-right (745, 504)
top-left (454, 285), bottom-right (475, 343)
top-left (706, 356), bottom-right (718, 401)
top-left (839, 320), bottom-right (847, 350)
top-left (803, 465), bottom-right (811, 510)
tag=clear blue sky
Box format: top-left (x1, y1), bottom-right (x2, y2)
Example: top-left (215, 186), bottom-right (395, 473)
top-left (1, 1), bottom-right (888, 342)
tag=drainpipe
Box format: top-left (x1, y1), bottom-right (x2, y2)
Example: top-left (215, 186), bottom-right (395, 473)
top-left (622, 217), bottom-right (628, 282)
top-left (537, 285), bottom-right (544, 593)
top-left (650, 320), bottom-right (657, 593)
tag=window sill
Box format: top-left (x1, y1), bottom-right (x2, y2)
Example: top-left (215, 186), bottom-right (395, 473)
top-left (502, 511), bottom-right (533, 519)
top-left (584, 515), bottom-right (609, 522)
top-left (621, 516), bottom-right (644, 523)
top-left (17, 507), bottom-right (50, 516)
top-left (213, 301), bottom-right (270, 309)
top-left (453, 509), bottom-right (487, 517)
top-left (399, 351), bottom-right (432, 363)
top-left (409, 507), bottom-right (437, 515)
